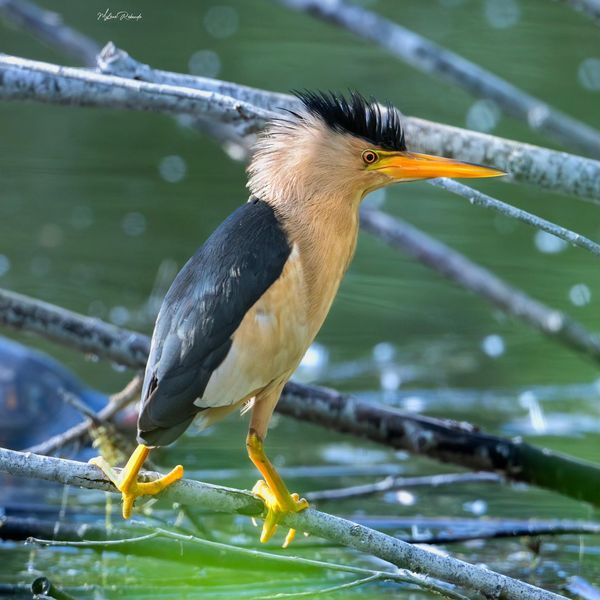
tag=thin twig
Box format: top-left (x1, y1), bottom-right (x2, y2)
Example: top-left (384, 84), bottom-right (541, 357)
top-left (0, 0), bottom-right (100, 66)
top-left (2, 288), bottom-right (600, 506)
top-left (276, 0), bottom-right (600, 158)
top-left (29, 525), bottom-right (471, 600)
top-left (0, 515), bottom-right (319, 574)
top-left (25, 374), bottom-right (142, 456)
top-left (256, 574), bottom-right (383, 600)
top-left (359, 208), bottom-right (600, 364)
top-left (429, 178), bottom-right (600, 258)
top-left (565, 576), bottom-right (600, 600)
top-left (347, 517), bottom-right (600, 545)
top-left (306, 472), bottom-right (502, 502)
top-left (0, 448), bottom-right (565, 600)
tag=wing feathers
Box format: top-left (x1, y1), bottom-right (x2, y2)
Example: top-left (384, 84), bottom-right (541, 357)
top-left (137, 198), bottom-right (291, 446)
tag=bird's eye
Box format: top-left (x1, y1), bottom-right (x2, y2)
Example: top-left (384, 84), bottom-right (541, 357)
top-left (362, 150), bottom-right (379, 165)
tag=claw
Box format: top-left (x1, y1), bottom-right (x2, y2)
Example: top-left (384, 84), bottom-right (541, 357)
top-left (252, 479), bottom-right (309, 547)
top-left (90, 445), bottom-right (183, 519)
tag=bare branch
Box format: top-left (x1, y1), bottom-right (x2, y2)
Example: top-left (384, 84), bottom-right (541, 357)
top-left (306, 472), bottom-right (502, 502)
top-left (0, 447), bottom-right (566, 600)
top-left (0, 288), bottom-right (150, 368)
top-left (429, 178), bottom-right (600, 258)
top-left (0, 0), bottom-right (100, 66)
top-left (1, 287), bottom-right (599, 507)
top-left (0, 54), bottom-right (274, 138)
top-left (277, 0), bottom-right (600, 158)
top-left (279, 381), bottom-right (600, 507)
top-left (359, 208), bottom-right (600, 364)
top-left (99, 43), bottom-right (600, 204)
top-left (3, 50), bottom-right (600, 204)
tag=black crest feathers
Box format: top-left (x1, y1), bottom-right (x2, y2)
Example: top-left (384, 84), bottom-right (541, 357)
top-left (292, 90), bottom-right (406, 152)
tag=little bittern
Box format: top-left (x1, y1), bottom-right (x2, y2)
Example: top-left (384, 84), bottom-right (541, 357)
top-left (91, 91), bottom-right (503, 546)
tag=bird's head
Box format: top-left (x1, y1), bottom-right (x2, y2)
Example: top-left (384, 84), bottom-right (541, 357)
top-left (247, 91), bottom-right (503, 212)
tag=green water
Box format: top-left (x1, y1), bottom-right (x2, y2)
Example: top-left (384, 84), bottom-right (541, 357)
top-left (1, 0), bottom-right (600, 597)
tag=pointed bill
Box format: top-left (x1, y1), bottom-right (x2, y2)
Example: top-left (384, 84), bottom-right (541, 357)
top-left (373, 151), bottom-right (505, 181)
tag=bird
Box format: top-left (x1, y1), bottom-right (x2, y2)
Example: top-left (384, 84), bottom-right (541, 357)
top-left (90, 91), bottom-right (503, 547)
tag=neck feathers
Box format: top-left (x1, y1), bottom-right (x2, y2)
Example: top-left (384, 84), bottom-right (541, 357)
top-left (247, 116), bottom-right (362, 323)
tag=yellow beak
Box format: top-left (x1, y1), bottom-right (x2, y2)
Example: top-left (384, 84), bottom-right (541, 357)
top-left (373, 151), bottom-right (505, 180)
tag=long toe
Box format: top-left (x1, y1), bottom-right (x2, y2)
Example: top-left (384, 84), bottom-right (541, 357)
top-left (252, 480), bottom-right (309, 547)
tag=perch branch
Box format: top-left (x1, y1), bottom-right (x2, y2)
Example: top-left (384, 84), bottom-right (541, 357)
top-left (0, 0), bottom-right (100, 66)
top-left (1, 287), bottom-right (600, 507)
top-left (276, 0), bottom-right (600, 158)
top-left (0, 447), bottom-right (565, 600)
top-left (359, 208), bottom-right (600, 364)
top-left (3, 50), bottom-right (600, 204)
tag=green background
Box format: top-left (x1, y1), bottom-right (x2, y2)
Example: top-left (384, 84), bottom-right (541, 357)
top-left (1, 0), bottom-right (599, 597)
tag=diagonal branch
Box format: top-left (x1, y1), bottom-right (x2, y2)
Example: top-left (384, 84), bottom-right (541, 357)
top-left (276, 0), bottom-right (600, 158)
top-left (359, 208), bottom-right (600, 363)
top-left (25, 374), bottom-right (142, 456)
top-left (0, 447), bottom-right (566, 600)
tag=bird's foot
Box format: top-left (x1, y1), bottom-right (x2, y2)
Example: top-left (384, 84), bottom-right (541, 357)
top-left (89, 445), bottom-right (183, 519)
top-left (252, 479), bottom-right (309, 548)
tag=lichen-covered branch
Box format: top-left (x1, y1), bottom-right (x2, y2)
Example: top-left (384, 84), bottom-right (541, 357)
top-left (0, 447), bottom-right (566, 600)
top-left (1, 287), bottom-right (599, 507)
top-left (277, 0), bottom-right (600, 158)
top-left (0, 0), bottom-right (100, 66)
top-left (359, 208), bottom-right (600, 364)
top-left (4, 50), bottom-right (600, 204)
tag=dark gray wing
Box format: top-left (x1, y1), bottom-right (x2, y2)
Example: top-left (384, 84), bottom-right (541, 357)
top-left (137, 198), bottom-right (291, 447)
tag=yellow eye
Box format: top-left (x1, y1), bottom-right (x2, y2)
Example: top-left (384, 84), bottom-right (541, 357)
top-left (362, 150), bottom-right (379, 165)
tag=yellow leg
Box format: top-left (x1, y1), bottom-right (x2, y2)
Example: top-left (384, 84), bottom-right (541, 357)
top-left (90, 444), bottom-right (183, 519)
top-left (246, 429), bottom-right (309, 548)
